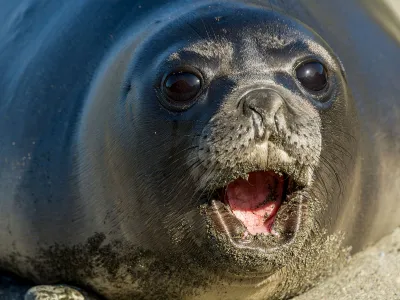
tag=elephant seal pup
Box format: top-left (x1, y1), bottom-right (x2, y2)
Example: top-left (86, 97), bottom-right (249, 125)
top-left (0, 0), bottom-right (399, 299)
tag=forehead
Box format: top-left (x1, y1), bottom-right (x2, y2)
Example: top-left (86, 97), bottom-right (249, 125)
top-left (176, 7), bottom-right (304, 46)
top-left (172, 26), bottom-right (301, 61)
top-left (134, 4), bottom-right (338, 75)
top-left (168, 5), bottom-right (325, 49)
top-left (164, 11), bottom-right (335, 72)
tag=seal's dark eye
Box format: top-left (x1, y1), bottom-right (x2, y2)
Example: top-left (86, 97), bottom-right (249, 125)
top-left (163, 72), bottom-right (201, 102)
top-left (296, 62), bottom-right (327, 91)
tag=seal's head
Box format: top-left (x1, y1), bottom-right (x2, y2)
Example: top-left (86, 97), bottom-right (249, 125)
top-left (94, 2), bottom-right (358, 297)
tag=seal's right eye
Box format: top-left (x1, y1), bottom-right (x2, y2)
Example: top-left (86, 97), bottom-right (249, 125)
top-left (163, 71), bottom-right (201, 103)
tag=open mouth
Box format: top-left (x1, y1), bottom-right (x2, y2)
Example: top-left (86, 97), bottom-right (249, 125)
top-left (206, 170), bottom-right (305, 242)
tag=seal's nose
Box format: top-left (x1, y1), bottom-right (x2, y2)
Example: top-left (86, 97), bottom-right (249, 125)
top-left (241, 89), bottom-right (284, 140)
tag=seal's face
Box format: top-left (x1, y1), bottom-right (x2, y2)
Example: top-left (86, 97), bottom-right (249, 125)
top-left (118, 3), bottom-right (357, 287)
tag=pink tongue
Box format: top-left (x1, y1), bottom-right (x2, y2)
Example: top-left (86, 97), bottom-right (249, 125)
top-left (226, 171), bottom-right (284, 235)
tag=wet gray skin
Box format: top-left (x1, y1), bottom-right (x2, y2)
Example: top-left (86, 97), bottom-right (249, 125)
top-left (0, 0), bottom-right (399, 299)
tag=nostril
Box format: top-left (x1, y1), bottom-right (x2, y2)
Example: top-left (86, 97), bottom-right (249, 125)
top-left (248, 104), bottom-right (263, 120)
top-left (242, 96), bottom-right (255, 117)
top-left (241, 89), bottom-right (284, 130)
top-left (250, 109), bottom-right (264, 140)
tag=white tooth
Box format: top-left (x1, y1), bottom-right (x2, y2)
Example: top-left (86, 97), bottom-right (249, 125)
top-left (271, 229), bottom-right (280, 237)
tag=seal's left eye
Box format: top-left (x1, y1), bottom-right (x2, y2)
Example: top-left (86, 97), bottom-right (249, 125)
top-left (296, 61), bottom-right (328, 92)
top-left (163, 72), bottom-right (201, 102)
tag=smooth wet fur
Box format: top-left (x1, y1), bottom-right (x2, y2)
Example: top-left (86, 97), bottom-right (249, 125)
top-left (0, 0), bottom-right (399, 299)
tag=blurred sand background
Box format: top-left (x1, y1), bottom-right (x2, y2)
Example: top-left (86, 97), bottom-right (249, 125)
top-left (294, 228), bottom-right (400, 300)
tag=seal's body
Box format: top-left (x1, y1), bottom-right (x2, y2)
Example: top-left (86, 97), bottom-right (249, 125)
top-left (0, 1), bottom-right (399, 299)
